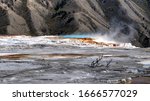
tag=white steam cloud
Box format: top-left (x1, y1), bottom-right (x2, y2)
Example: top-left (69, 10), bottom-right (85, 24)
top-left (94, 18), bottom-right (138, 44)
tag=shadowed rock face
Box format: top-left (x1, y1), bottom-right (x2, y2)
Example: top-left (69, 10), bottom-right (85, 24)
top-left (0, 0), bottom-right (150, 47)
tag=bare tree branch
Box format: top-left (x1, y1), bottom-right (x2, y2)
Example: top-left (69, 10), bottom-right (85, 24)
top-left (106, 59), bottom-right (112, 68)
top-left (88, 54), bottom-right (104, 68)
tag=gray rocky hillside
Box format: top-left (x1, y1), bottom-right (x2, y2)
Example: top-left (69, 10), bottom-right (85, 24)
top-left (0, 0), bottom-right (150, 47)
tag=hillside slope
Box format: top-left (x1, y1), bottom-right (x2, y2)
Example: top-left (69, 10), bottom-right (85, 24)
top-left (0, 0), bottom-right (150, 47)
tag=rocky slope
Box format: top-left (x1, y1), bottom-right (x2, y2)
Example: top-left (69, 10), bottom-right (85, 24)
top-left (0, 0), bottom-right (150, 47)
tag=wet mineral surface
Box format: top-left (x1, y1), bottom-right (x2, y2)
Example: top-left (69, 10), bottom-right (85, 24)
top-left (0, 36), bottom-right (149, 84)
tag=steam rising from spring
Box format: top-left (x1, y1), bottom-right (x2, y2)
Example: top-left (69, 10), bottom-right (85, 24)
top-left (94, 18), bottom-right (138, 45)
